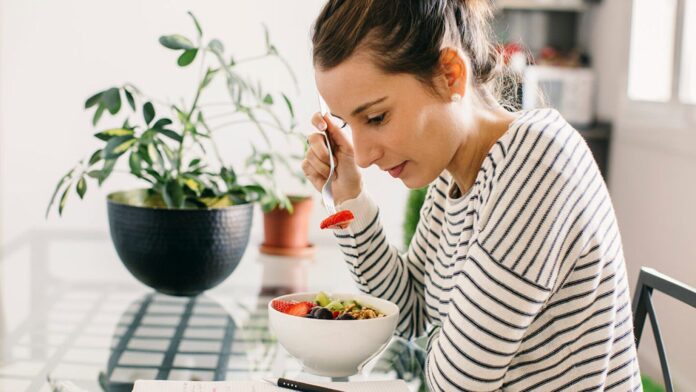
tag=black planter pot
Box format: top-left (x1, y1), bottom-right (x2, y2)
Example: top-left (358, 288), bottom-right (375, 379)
top-left (107, 190), bottom-right (253, 296)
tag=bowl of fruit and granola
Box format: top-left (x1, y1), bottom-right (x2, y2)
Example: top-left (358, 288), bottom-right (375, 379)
top-left (267, 291), bottom-right (399, 377)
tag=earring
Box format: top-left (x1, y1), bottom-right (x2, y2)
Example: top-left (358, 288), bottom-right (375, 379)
top-left (451, 93), bottom-right (462, 102)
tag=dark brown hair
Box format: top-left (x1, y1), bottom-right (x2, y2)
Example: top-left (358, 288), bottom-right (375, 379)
top-left (312, 0), bottom-right (514, 108)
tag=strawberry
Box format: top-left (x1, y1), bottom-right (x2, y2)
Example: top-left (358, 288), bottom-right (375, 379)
top-left (271, 300), bottom-right (295, 314)
top-left (320, 210), bottom-right (355, 230)
top-left (286, 301), bottom-right (314, 317)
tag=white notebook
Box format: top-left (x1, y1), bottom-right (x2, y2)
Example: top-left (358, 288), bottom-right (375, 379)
top-left (133, 380), bottom-right (410, 392)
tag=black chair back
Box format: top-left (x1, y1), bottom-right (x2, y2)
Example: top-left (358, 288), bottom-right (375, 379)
top-left (632, 267), bottom-right (696, 392)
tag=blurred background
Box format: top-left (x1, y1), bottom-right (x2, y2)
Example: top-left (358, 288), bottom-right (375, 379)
top-left (0, 0), bottom-right (694, 390)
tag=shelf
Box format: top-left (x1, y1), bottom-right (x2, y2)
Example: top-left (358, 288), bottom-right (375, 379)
top-left (497, 0), bottom-right (586, 11)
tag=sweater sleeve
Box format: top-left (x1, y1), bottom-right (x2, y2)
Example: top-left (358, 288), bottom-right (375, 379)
top-left (331, 187), bottom-right (435, 339)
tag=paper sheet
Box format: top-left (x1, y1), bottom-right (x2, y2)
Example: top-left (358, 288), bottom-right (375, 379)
top-left (133, 379), bottom-right (410, 392)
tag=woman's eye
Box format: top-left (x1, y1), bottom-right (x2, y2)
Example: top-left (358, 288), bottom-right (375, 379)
top-left (367, 113), bottom-right (386, 125)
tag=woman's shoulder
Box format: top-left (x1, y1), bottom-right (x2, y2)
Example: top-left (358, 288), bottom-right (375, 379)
top-left (474, 107), bottom-right (598, 216)
top-left (489, 108), bottom-right (589, 178)
top-left (501, 108), bottom-right (580, 154)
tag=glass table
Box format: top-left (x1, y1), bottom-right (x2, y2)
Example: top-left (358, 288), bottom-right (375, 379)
top-left (0, 230), bottom-right (428, 391)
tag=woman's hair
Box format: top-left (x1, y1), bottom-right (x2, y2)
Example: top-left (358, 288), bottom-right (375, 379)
top-left (311, 0), bottom-right (518, 109)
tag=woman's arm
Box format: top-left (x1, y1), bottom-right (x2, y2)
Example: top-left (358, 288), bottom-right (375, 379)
top-left (332, 186), bottom-right (435, 340)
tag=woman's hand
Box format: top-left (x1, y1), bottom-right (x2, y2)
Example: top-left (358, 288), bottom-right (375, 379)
top-left (302, 112), bottom-right (362, 206)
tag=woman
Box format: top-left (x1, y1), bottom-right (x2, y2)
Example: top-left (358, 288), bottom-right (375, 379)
top-left (302, 1), bottom-right (641, 390)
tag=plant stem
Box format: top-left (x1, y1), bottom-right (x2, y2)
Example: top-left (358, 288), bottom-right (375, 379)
top-left (234, 53), bottom-right (272, 64)
top-left (205, 110), bottom-right (242, 121)
top-left (198, 114), bottom-right (227, 169)
top-left (177, 54), bottom-right (206, 176)
top-left (210, 119), bottom-right (286, 133)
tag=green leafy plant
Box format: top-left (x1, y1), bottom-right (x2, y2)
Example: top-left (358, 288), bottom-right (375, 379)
top-left (403, 187), bottom-right (428, 249)
top-left (47, 12), bottom-right (306, 217)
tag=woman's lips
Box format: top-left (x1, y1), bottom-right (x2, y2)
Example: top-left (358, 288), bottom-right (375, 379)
top-left (387, 161), bottom-right (407, 178)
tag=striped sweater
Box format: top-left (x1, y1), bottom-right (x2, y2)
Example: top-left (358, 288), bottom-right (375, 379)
top-left (333, 109), bottom-right (641, 391)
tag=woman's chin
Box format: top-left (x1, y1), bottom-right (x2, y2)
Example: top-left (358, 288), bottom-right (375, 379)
top-left (401, 173), bottom-right (430, 189)
top-left (401, 168), bottom-right (440, 189)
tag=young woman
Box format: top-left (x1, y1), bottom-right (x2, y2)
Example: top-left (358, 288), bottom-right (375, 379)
top-left (302, 1), bottom-right (641, 390)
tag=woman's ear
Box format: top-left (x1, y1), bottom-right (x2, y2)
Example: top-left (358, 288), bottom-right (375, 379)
top-left (439, 47), bottom-right (467, 98)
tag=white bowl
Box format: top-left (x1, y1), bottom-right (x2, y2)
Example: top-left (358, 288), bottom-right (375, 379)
top-left (267, 292), bottom-right (399, 377)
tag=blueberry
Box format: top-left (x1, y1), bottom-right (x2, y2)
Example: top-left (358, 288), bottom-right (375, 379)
top-left (337, 313), bottom-right (355, 320)
top-left (314, 307), bottom-right (333, 320)
top-left (309, 306), bottom-right (322, 317)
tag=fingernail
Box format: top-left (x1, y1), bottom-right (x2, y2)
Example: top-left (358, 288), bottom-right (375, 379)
top-left (318, 121), bottom-right (327, 131)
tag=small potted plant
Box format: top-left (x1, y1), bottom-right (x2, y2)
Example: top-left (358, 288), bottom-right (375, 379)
top-left (46, 12), bottom-right (309, 295)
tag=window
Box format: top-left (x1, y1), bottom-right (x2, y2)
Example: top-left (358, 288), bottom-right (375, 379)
top-left (628, 0), bottom-right (695, 104)
top-left (679, 0), bottom-right (696, 104)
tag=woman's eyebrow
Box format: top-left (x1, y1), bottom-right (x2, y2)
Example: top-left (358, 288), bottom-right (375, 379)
top-left (351, 96), bottom-right (388, 116)
top-left (331, 96), bottom-right (389, 121)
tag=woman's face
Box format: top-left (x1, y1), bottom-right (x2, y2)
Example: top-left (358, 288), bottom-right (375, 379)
top-left (315, 53), bottom-right (462, 189)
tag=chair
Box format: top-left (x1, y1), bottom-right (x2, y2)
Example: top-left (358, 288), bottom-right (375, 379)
top-left (632, 267), bottom-right (696, 392)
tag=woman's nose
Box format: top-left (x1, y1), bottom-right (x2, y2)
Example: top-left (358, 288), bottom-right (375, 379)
top-left (352, 132), bottom-right (381, 169)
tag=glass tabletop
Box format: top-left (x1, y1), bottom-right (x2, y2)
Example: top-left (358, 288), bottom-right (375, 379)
top-left (0, 230), bottom-right (428, 391)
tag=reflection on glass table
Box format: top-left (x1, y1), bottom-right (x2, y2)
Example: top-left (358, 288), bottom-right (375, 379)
top-left (100, 293), bottom-right (427, 392)
top-left (0, 231), bottom-right (428, 392)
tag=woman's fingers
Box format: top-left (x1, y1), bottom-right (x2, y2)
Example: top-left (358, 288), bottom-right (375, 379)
top-left (311, 112), bottom-right (328, 131)
top-left (310, 111), bottom-right (354, 154)
top-left (308, 134), bottom-right (330, 163)
top-left (301, 157), bottom-right (327, 191)
top-left (305, 148), bottom-right (331, 178)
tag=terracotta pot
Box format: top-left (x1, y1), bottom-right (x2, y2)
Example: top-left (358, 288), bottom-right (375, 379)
top-left (260, 196), bottom-right (314, 256)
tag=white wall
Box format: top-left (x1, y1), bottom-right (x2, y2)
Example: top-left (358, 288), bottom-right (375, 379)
top-left (588, 0), bottom-right (696, 390)
top-left (0, 0), bottom-right (410, 253)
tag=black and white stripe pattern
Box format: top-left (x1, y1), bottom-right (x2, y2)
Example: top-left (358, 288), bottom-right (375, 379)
top-left (333, 109), bottom-right (641, 391)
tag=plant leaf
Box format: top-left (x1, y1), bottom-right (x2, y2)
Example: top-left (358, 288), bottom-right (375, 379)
top-left (46, 170), bottom-right (73, 218)
top-left (87, 170), bottom-right (101, 179)
top-left (282, 93), bottom-right (295, 120)
top-left (147, 143), bottom-right (159, 164)
top-left (182, 177), bottom-right (202, 195)
top-left (88, 149), bottom-right (102, 166)
top-left (140, 129), bottom-right (156, 145)
top-left (263, 94), bottom-right (273, 105)
top-left (208, 39), bottom-right (224, 55)
top-left (129, 151), bottom-right (142, 175)
top-left (200, 68), bottom-right (218, 89)
top-left (163, 180), bottom-right (184, 208)
top-left (188, 158), bottom-right (201, 168)
top-left (101, 87), bottom-right (121, 115)
top-left (159, 34), bottom-right (195, 50)
top-left (159, 141), bottom-right (176, 165)
top-left (103, 135), bottom-right (136, 159)
top-left (220, 166), bottom-right (237, 187)
top-left (152, 118), bottom-right (173, 129)
top-left (145, 169), bottom-right (164, 182)
top-left (124, 88), bottom-right (136, 111)
top-left (92, 105), bottom-right (105, 126)
top-left (98, 159), bottom-right (116, 185)
top-left (177, 49), bottom-right (198, 66)
top-left (76, 176), bottom-right (87, 199)
top-left (143, 102), bottom-right (155, 125)
top-left (85, 92), bottom-right (102, 109)
top-left (94, 128), bottom-right (134, 141)
top-left (262, 23), bottom-right (271, 52)
top-left (188, 11), bottom-right (203, 37)
top-left (138, 144), bottom-right (153, 165)
top-left (58, 186), bottom-right (70, 216)
top-left (156, 128), bottom-right (183, 143)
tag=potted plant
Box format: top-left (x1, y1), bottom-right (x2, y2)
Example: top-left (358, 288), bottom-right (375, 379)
top-left (46, 12), bottom-right (309, 296)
